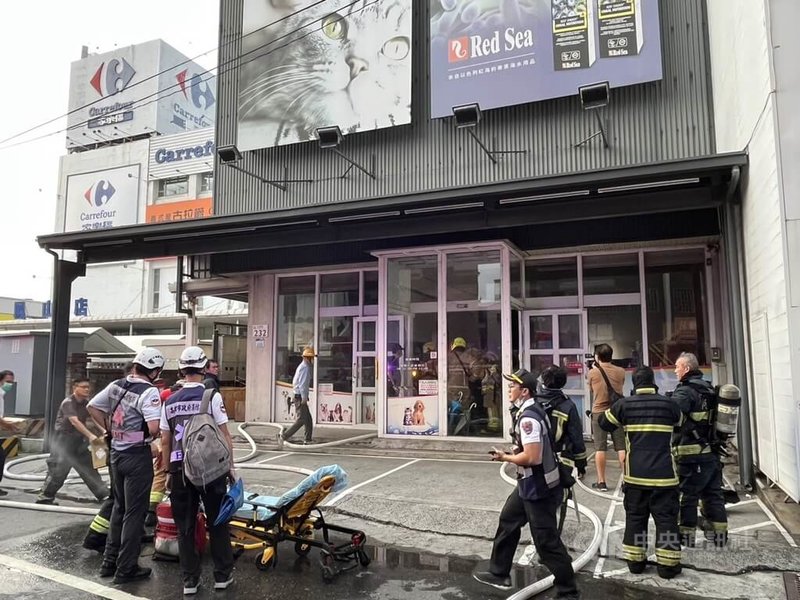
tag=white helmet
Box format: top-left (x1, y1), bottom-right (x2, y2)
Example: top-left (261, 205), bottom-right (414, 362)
top-left (132, 347), bottom-right (165, 370)
top-left (179, 346), bottom-right (208, 370)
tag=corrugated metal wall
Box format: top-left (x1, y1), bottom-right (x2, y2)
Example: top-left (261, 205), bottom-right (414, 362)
top-left (215, 0), bottom-right (715, 216)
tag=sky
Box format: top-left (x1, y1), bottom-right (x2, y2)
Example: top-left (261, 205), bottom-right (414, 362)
top-left (0, 0), bottom-right (219, 301)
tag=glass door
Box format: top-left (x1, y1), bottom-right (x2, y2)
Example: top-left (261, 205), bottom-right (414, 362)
top-left (523, 309), bottom-right (589, 430)
top-left (355, 317), bottom-right (377, 424)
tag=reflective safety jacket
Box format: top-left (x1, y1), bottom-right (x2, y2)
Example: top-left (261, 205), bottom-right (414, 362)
top-left (599, 387), bottom-right (683, 488)
top-left (672, 371), bottom-right (717, 463)
top-left (534, 389), bottom-right (588, 470)
top-left (512, 399), bottom-right (561, 501)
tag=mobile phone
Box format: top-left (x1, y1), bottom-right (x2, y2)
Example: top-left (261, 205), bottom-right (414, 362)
top-left (489, 446), bottom-right (501, 455)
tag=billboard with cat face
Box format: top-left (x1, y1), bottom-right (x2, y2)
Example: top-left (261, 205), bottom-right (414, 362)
top-left (430, 0), bottom-right (663, 118)
top-left (238, 0), bottom-right (412, 151)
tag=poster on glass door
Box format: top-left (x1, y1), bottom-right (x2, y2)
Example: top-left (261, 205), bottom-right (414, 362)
top-left (317, 384), bottom-right (355, 424)
top-left (275, 381), bottom-right (317, 423)
top-left (386, 396), bottom-right (439, 435)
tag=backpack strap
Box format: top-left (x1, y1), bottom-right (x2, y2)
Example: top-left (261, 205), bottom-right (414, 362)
top-left (200, 388), bottom-right (215, 415)
top-left (595, 364), bottom-right (618, 400)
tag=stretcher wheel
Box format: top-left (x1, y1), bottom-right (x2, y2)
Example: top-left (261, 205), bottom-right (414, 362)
top-left (358, 551), bottom-right (371, 567)
top-left (295, 540), bottom-right (312, 556)
top-left (320, 552), bottom-right (335, 583)
top-left (255, 547), bottom-right (275, 571)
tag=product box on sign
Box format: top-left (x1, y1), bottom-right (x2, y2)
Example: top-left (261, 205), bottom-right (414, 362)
top-left (598, 0), bottom-right (644, 57)
top-left (552, 0), bottom-right (596, 70)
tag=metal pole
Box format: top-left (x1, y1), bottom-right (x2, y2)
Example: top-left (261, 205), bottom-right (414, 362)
top-left (722, 167), bottom-right (755, 491)
top-left (43, 254), bottom-right (85, 453)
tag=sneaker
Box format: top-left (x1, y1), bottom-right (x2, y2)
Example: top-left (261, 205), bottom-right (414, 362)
top-left (184, 577), bottom-right (200, 595)
top-left (592, 482), bottom-right (609, 492)
top-left (113, 566), bottom-right (152, 584)
top-left (99, 561), bottom-right (117, 578)
top-left (473, 571), bottom-right (512, 590)
top-left (214, 575), bottom-right (234, 590)
top-left (35, 496), bottom-right (58, 505)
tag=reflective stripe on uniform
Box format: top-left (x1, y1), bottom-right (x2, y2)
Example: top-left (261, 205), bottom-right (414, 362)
top-left (560, 456), bottom-right (575, 467)
top-left (572, 451), bottom-right (587, 461)
top-left (674, 444), bottom-right (712, 456)
top-left (624, 474), bottom-right (679, 487)
top-left (604, 408), bottom-right (620, 427)
top-left (707, 520), bottom-right (728, 532)
top-left (689, 411), bottom-right (709, 422)
top-left (624, 424), bottom-right (674, 433)
top-left (679, 525), bottom-right (695, 535)
top-left (552, 410), bottom-right (568, 443)
top-left (150, 491), bottom-right (166, 505)
top-left (622, 544), bottom-right (646, 562)
top-left (89, 515), bottom-right (110, 534)
top-left (655, 548), bottom-right (681, 566)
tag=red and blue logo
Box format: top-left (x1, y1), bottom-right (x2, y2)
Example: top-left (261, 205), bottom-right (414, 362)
top-left (90, 58), bottom-right (136, 97)
top-left (84, 180), bottom-right (116, 207)
top-left (176, 69), bottom-right (215, 110)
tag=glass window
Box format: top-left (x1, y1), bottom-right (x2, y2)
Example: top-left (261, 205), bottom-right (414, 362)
top-left (157, 176), bottom-right (189, 198)
top-left (320, 272), bottom-right (359, 307)
top-left (447, 251), bottom-right (501, 303)
top-left (386, 255), bottom-right (439, 436)
top-left (318, 315), bottom-right (353, 395)
top-left (587, 305), bottom-right (643, 394)
top-left (274, 276), bottom-right (315, 401)
top-left (583, 253), bottom-right (640, 295)
top-left (645, 249), bottom-right (708, 390)
top-left (363, 270), bottom-right (378, 306)
top-left (200, 172), bottom-right (213, 193)
top-left (510, 254), bottom-right (523, 301)
top-left (526, 257), bottom-right (578, 297)
top-left (151, 268), bottom-right (161, 312)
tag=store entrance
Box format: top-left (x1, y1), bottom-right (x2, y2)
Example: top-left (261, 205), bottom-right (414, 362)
top-left (523, 309), bottom-right (589, 429)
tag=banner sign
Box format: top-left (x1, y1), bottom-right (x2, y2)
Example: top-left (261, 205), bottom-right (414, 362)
top-left (145, 198), bottom-right (213, 224)
top-left (64, 165), bottom-right (140, 232)
top-left (238, 0), bottom-right (412, 151)
top-left (429, 0), bottom-right (662, 118)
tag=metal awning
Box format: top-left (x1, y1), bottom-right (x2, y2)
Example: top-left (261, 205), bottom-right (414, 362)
top-left (37, 152), bottom-right (747, 264)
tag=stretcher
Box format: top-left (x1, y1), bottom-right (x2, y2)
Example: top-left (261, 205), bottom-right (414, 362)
top-left (227, 465), bottom-right (370, 583)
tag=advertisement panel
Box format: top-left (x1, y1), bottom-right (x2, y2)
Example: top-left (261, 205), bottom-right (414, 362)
top-left (64, 165), bottom-right (140, 232)
top-left (316, 384), bottom-right (355, 424)
top-left (145, 198), bottom-right (213, 224)
top-left (429, 0), bottom-right (662, 118)
top-left (386, 396), bottom-right (439, 436)
top-left (66, 41), bottom-right (216, 150)
top-left (237, 0), bottom-right (412, 151)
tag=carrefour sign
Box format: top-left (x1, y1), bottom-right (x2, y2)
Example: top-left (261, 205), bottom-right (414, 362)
top-left (154, 140), bottom-right (215, 164)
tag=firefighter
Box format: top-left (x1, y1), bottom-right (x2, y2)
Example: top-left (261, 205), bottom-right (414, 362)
top-left (534, 365), bottom-right (588, 479)
top-left (599, 366), bottom-right (683, 579)
top-left (672, 352), bottom-right (728, 547)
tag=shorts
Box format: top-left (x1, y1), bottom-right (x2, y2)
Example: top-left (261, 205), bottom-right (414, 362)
top-left (592, 412), bottom-right (625, 452)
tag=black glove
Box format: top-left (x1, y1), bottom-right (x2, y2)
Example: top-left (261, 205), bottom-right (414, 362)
top-left (576, 458), bottom-right (587, 478)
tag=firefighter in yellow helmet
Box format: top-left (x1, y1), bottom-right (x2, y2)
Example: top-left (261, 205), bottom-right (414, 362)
top-left (447, 337), bottom-right (488, 429)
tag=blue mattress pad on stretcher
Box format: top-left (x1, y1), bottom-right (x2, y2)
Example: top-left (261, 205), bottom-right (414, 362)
top-left (234, 464), bottom-right (348, 522)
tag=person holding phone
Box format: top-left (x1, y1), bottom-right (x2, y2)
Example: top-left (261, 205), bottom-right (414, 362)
top-left (473, 368), bottom-right (579, 599)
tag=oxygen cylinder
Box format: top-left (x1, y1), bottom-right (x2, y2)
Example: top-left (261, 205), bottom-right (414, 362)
top-left (715, 384), bottom-right (741, 438)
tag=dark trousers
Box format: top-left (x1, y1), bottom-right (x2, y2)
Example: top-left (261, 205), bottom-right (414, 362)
top-left (0, 444), bottom-right (5, 484)
top-left (284, 395), bottom-right (313, 442)
top-left (679, 459), bottom-right (727, 545)
top-left (104, 447), bottom-right (153, 574)
top-left (170, 471), bottom-right (234, 583)
top-left (622, 486), bottom-right (681, 577)
top-left (41, 433), bottom-right (109, 501)
top-left (489, 488), bottom-right (578, 598)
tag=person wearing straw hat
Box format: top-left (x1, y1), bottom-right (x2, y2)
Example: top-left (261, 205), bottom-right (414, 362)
top-left (281, 347), bottom-right (316, 444)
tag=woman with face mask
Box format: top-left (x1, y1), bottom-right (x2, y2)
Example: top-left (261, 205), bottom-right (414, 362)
top-left (0, 369), bottom-right (16, 497)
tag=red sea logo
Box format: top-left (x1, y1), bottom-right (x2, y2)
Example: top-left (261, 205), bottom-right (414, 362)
top-left (90, 58), bottom-right (136, 97)
top-left (176, 69), bottom-right (215, 110)
top-left (84, 180), bottom-right (116, 207)
top-left (448, 37), bottom-right (470, 62)
top-left (521, 420), bottom-right (533, 435)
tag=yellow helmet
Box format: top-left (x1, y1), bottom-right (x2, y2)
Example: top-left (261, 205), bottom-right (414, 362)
top-left (451, 337), bottom-right (467, 351)
top-left (302, 347), bottom-right (317, 358)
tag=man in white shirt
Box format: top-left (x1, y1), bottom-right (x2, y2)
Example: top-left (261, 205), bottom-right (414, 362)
top-left (281, 347), bottom-right (316, 444)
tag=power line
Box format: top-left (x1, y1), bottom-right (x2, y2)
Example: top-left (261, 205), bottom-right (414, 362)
top-left (0, 0), bottom-right (329, 146)
top-left (0, 0), bottom-right (381, 154)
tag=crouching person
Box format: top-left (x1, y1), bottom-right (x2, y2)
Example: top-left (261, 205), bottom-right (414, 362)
top-left (160, 346), bottom-right (235, 595)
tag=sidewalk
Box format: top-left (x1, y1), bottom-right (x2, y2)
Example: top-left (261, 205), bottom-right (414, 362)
top-left (4, 432), bottom-right (800, 599)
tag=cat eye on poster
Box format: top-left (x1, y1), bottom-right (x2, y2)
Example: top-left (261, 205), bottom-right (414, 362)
top-left (238, 0), bottom-right (413, 151)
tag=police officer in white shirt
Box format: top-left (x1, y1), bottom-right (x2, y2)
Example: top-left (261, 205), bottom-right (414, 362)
top-left (87, 348), bottom-right (164, 584)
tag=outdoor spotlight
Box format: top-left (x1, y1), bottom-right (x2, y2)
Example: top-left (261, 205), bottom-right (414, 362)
top-left (578, 82), bottom-right (610, 110)
top-left (316, 126), bottom-right (343, 149)
top-left (217, 144), bottom-right (242, 164)
top-left (452, 103), bottom-right (481, 128)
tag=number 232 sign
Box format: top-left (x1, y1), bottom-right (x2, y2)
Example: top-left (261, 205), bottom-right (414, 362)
top-left (251, 324), bottom-right (268, 338)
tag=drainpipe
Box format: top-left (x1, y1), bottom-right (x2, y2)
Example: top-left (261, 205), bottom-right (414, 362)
top-left (722, 166), bottom-right (754, 491)
top-left (42, 249), bottom-right (85, 453)
top-left (175, 256), bottom-right (195, 344)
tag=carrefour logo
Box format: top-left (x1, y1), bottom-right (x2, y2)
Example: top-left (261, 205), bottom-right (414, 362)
top-left (176, 69), bottom-right (215, 110)
top-left (448, 28), bottom-right (534, 63)
top-left (84, 180), bottom-right (116, 207)
top-left (89, 58), bottom-right (136, 97)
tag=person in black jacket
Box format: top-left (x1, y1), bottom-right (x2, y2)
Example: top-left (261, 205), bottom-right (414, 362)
top-left (672, 352), bottom-right (728, 547)
top-left (600, 366), bottom-right (683, 579)
top-left (535, 365), bottom-right (588, 479)
top-left (203, 359), bottom-right (221, 392)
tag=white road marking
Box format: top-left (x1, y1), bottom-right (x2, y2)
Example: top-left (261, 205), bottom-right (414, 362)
top-left (324, 459), bottom-right (421, 507)
top-left (257, 453), bottom-right (292, 463)
top-left (250, 448), bottom-right (497, 464)
top-left (0, 553), bottom-right (149, 600)
top-left (754, 498), bottom-right (798, 547)
top-left (729, 520), bottom-right (774, 534)
top-left (593, 477), bottom-right (623, 577)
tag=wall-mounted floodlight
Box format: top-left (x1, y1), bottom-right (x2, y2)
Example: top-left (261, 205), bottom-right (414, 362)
top-left (574, 82), bottom-right (611, 149)
top-left (216, 144), bottom-right (312, 192)
top-left (315, 126), bottom-right (376, 179)
top-left (451, 103), bottom-right (526, 165)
